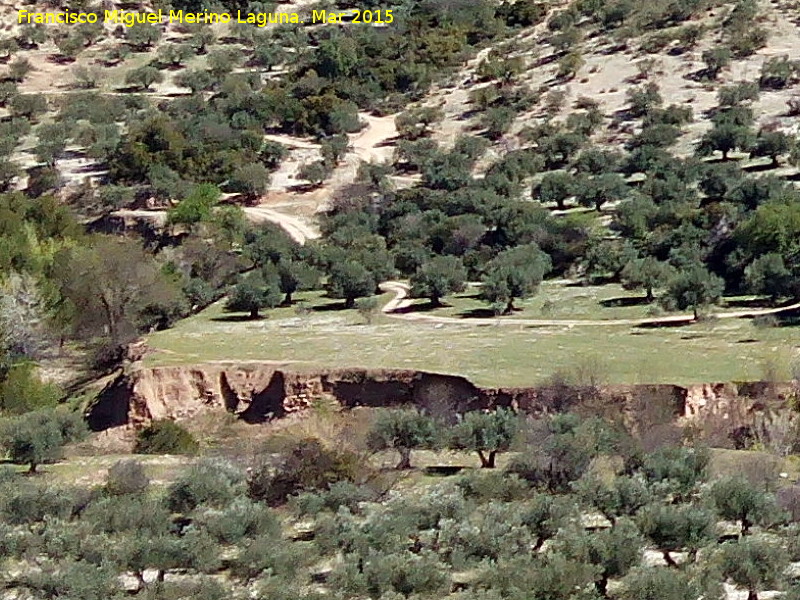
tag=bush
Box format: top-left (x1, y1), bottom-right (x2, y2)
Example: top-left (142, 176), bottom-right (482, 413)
top-left (134, 419), bottom-right (199, 455)
top-left (291, 480), bottom-right (378, 516)
top-left (167, 458), bottom-right (246, 513)
top-left (195, 497), bottom-right (280, 544)
top-left (105, 459), bottom-right (149, 495)
top-left (454, 470), bottom-right (530, 502)
top-left (248, 438), bottom-right (366, 506)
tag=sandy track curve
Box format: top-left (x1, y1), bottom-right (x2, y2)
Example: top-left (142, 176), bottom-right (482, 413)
top-left (243, 207), bottom-right (320, 244)
top-left (378, 281), bottom-right (800, 327)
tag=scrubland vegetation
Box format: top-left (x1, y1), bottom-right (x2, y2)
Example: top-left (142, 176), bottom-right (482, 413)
top-left (5, 396), bottom-right (800, 599)
top-left (0, 0), bottom-right (800, 596)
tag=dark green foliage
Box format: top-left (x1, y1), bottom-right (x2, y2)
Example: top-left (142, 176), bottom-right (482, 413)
top-left (9, 93), bottom-right (46, 121)
top-left (126, 23), bottom-right (161, 51)
top-left (702, 47), bottom-right (732, 80)
top-left (557, 518), bottom-right (644, 597)
top-left (134, 419), bottom-right (199, 456)
top-left (167, 458), bottom-right (245, 513)
top-left (105, 459), bottom-right (149, 496)
top-left (749, 128), bottom-right (793, 166)
top-left (709, 477), bottom-right (778, 535)
top-left (225, 271), bottom-right (282, 318)
top-left (367, 408), bottom-right (437, 469)
top-left (636, 503), bottom-right (716, 565)
top-left (745, 254), bottom-right (794, 301)
top-left (620, 257), bottom-right (675, 302)
top-left (0, 409), bottom-right (86, 473)
top-left (248, 438), bottom-right (364, 505)
top-left (328, 261), bottom-right (376, 309)
top-left (410, 255), bottom-right (467, 306)
top-left (575, 173), bottom-right (629, 210)
top-left (0, 362), bottom-right (60, 415)
top-left (124, 65), bottom-right (164, 91)
top-left (664, 265), bottom-right (725, 319)
top-left (536, 171), bottom-right (575, 209)
top-left (480, 244), bottom-right (552, 314)
top-left (759, 55), bottom-right (800, 90)
top-left (508, 414), bottom-right (614, 493)
top-left (718, 537), bottom-right (787, 600)
top-left (641, 445), bottom-right (709, 501)
top-left (620, 566), bottom-right (719, 600)
top-left (449, 408), bottom-right (521, 468)
top-left (575, 475), bottom-right (652, 525)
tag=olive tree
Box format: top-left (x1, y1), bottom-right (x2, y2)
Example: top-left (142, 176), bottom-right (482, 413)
top-left (0, 409), bottom-right (87, 473)
top-left (480, 244), bottom-right (552, 314)
top-left (366, 408), bottom-right (437, 469)
top-left (718, 537), bottom-right (787, 600)
top-left (448, 408), bottom-right (521, 468)
top-left (409, 255), bottom-right (467, 307)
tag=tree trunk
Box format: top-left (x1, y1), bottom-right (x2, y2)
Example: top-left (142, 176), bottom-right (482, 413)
top-left (742, 517), bottom-right (751, 536)
top-left (477, 450), bottom-right (497, 468)
top-left (249, 307), bottom-right (260, 319)
top-left (430, 295), bottom-right (442, 308)
top-left (595, 577), bottom-right (609, 598)
top-left (662, 550), bottom-right (678, 568)
top-left (345, 296), bottom-right (355, 309)
top-left (748, 590), bottom-right (758, 600)
top-left (28, 462), bottom-right (37, 474)
top-left (722, 150), bottom-right (729, 161)
top-left (693, 306), bottom-right (699, 321)
top-left (396, 447), bottom-right (412, 470)
top-left (503, 299), bottom-right (515, 315)
top-left (645, 287), bottom-right (654, 302)
top-left (283, 291), bottom-right (293, 305)
top-left (772, 155), bottom-right (780, 167)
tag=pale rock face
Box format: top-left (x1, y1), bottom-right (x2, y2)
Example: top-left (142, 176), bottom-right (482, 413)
top-left (87, 362), bottom-right (798, 434)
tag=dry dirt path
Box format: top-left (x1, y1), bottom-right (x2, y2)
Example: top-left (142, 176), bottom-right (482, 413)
top-left (243, 206), bottom-right (320, 244)
top-left (378, 282), bottom-right (800, 327)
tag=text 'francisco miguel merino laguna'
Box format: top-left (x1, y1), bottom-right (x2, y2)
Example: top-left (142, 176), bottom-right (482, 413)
top-left (16, 9), bottom-right (374, 27)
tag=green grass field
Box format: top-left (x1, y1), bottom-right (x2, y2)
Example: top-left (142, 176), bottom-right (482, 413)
top-left (409, 281), bottom-right (773, 322)
top-left (144, 284), bottom-right (800, 387)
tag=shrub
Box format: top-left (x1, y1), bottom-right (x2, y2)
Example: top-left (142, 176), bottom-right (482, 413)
top-left (167, 458), bottom-right (246, 513)
top-left (454, 470), bottom-right (530, 502)
top-left (195, 497), bottom-right (279, 544)
top-left (291, 481), bottom-right (378, 516)
top-left (134, 419), bottom-right (199, 455)
top-left (248, 438), bottom-right (366, 506)
top-left (105, 459), bottom-right (149, 495)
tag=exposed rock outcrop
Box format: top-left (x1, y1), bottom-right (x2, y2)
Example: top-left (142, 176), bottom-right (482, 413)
top-left (85, 362), bottom-right (797, 433)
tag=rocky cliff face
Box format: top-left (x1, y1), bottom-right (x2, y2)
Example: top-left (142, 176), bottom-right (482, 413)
top-left (85, 362), bottom-right (797, 433)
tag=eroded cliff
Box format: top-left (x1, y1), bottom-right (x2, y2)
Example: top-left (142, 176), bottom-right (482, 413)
top-left (85, 362), bottom-right (797, 433)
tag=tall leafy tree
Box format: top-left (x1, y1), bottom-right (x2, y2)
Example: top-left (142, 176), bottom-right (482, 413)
top-left (410, 255), bottom-right (467, 307)
top-left (480, 244), bottom-right (552, 314)
top-left (0, 408), bottom-right (87, 473)
top-left (366, 408), bottom-right (437, 469)
top-left (664, 264), bottom-right (725, 319)
top-left (448, 408), bottom-right (520, 468)
top-left (718, 537), bottom-right (787, 600)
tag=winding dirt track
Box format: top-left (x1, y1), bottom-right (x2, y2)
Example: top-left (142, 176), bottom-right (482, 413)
top-left (378, 281), bottom-right (800, 327)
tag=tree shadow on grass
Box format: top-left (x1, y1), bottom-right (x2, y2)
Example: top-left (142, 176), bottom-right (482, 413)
top-left (600, 296), bottom-right (650, 308)
top-left (741, 162), bottom-right (779, 174)
top-left (724, 298), bottom-right (782, 309)
top-left (310, 300), bottom-right (350, 312)
top-left (210, 314), bottom-right (266, 322)
top-left (635, 318), bottom-right (694, 329)
top-left (391, 300), bottom-right (443, 314)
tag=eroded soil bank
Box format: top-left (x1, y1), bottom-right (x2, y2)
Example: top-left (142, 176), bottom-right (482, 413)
top-left (85, 362), bottom-right (796, 433)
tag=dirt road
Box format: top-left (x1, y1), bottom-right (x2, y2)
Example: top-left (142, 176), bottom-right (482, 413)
top-left (379, 281), bottom-right (800, 327)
